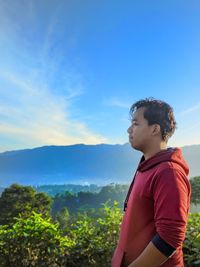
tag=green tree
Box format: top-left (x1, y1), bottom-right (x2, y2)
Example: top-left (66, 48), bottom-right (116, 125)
top-left (54, 207), bottom-right (70, 229)
top-left (190, 176), bottom-right (200, 205)
top-left (0, 184), bottom-right (52, 225)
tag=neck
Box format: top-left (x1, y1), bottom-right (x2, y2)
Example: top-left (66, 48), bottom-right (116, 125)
top-left (143, 142), bottom-right (168, 160)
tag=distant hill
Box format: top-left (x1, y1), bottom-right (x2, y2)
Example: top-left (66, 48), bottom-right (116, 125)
top-left (34, 184), bottom-right (102, 197)
top-left (0, 143), bottom-right (199, 187)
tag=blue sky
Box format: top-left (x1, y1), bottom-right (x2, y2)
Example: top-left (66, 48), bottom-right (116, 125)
top-left (0, 0), bottom-right (200, 152)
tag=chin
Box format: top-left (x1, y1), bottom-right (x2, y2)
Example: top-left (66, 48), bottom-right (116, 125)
top-left (130, 141), bottom-right (137, 149)
top-left (131, 142), bottom-right (142, 152)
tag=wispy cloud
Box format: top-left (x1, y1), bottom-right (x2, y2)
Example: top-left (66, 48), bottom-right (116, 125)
top-left (0, 1), bottom-right (108, 152)
top-left (179, 102), bottom-right (200, 116)
top-left (103, 97), bottom-right (131, 109)
top-left (0, 72), bottom-right (107, 152)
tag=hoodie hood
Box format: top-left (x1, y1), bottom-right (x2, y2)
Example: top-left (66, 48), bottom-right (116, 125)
top-left (138, 147), bottom-right (189, 176)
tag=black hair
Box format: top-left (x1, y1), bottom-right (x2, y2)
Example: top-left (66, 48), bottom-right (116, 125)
top-left (129, 97), bottom-right (177, 141)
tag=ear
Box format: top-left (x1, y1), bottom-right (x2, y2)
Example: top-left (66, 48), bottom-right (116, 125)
top-left (152, 124), bottom-right (161, 136)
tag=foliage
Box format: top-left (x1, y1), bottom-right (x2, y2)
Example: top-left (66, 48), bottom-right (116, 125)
top-left (51, 183), bottom-right (128, 215)
top-left (190, 176), bottom-right (200, 205)
top-left (0, 212), bottom-right (74, 267)
top-left (34, 184), bottom-right (101, 197)
top-left (0, 201), bottom-right (122, 267)
top-left (66, 200), bottom-right (122, 267)
top-left (53, 207), bottom-right (70, 229)
top-left (0, 196), bottom-right (199, 267)
top-left (183, 213), bottom-right (200, 267)
top-left (0, 184), bottom-right (52, 225)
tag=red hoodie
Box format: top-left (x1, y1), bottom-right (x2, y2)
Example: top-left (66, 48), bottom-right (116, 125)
top-left (111, 148), bottom-right (191, 267)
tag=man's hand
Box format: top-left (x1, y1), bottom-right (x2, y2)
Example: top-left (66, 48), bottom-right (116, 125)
top-left (127, 241), bottom-right (168, 267)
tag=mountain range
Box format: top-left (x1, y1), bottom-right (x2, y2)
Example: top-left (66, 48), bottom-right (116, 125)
top-left (0, 143), bottom-right (199, 187)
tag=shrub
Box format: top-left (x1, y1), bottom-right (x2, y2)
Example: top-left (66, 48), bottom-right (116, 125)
top-left (183, 213), bottom-right (200, 267)
top-left (66, 200), bottom-right (122, 267)
top-left (0, 203), bottom-right (199, 267)
top-left (0, 212), bottom-right (74, 267)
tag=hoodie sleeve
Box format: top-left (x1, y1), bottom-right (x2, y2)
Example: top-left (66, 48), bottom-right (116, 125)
top-left (152, 166), bottom-right (191, 249)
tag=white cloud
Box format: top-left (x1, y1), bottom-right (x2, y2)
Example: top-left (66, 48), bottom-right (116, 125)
top-left (0, 72), bottom-right (107, 152)
top-left (179, 102), bottom-right (200, 116)
top-left (0, 1), bottom-right (108, 152)
top-left (103, 97), bottom-right (131, 109)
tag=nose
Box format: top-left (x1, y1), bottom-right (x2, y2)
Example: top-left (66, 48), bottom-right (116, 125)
top-left (127, 126), bottom-right (132, 134)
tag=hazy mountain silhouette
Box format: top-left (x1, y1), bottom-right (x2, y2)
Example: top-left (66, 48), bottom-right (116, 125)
top-left (0, 144), bottom-right (199, 187)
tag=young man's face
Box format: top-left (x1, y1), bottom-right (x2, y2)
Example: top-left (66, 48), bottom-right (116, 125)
top-left (127, 107), bottom-right (153, 151)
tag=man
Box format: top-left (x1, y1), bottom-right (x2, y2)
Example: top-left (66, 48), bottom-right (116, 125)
top-left (111, 98), bottom-right (191, 267)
